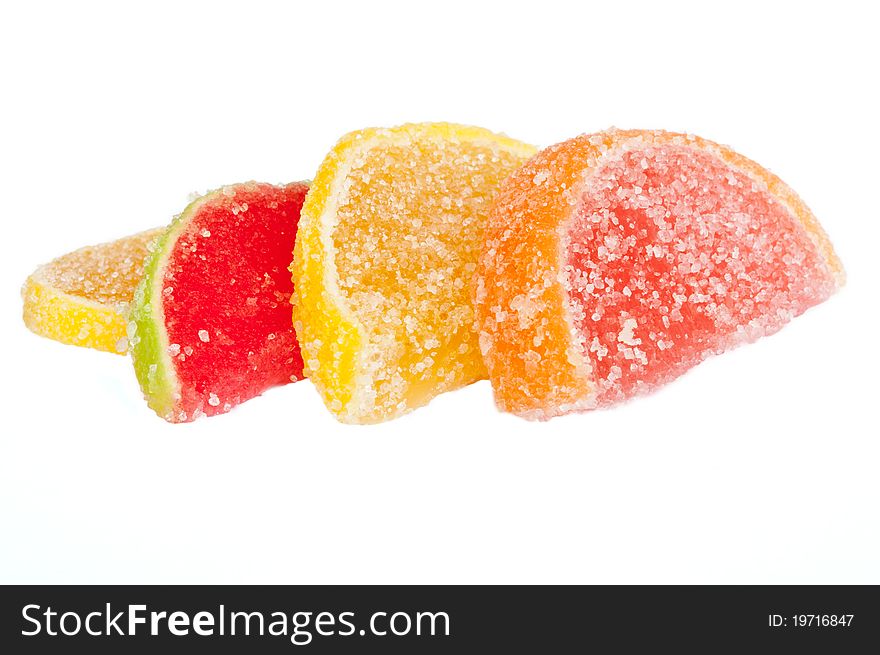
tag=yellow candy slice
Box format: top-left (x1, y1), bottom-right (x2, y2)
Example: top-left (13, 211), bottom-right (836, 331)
top-left (292, 122), bottom-right (536, 423)
top-left (22, 228), bottom-right (163, 353)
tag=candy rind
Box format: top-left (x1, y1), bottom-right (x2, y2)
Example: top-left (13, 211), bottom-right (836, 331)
top-left (130, 204), bottom-right (200, 419)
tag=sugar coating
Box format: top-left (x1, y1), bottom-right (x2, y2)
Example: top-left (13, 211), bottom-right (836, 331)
top-left (566, 144), bottom-right (838, 404)
top-left (22, 228), bottom-right (163, 353)
top-left (292, 123), bottom-right (536, 423)
top-left (476, 129), bottom-right (844, 420)
top-left (131, 181), bottom-right (308, 423)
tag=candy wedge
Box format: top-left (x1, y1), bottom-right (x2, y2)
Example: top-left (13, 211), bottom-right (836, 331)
top-left (131, 182), bottom-right (308, 422)
top-left (22, 228), bottom-right (162, 353)
top-left (476, 129), bottom-right (845, 419)
top-left (292, 123), bottom-right (536, 423)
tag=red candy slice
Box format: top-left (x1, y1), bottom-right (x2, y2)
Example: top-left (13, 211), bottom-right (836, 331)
top-left (130, 182), bottom-right (308, 422)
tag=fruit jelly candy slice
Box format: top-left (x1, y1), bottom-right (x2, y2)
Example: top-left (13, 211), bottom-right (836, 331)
top-left (131, 181), bottom-right (308, 422)
top-left (292, 123), bottom-right (536, 423)
top-left (22, 227), bottom-right (163, 353)
top-left (476, 129), bottom-right (844, 420)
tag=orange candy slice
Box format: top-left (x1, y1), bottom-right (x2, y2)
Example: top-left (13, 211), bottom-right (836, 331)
top-left (292, 123), bottom-right (536, 423)
top-left (22, 228), bottom-right (162, 354)
top-left (476, 129), bottom-right (844, 419)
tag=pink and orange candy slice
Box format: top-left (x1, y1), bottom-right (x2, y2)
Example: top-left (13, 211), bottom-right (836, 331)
top-left (476, 129), bottom-right (844, 419)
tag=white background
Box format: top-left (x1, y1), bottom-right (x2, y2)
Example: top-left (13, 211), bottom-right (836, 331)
top-left (1, 1), bottom-right (878, 584)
